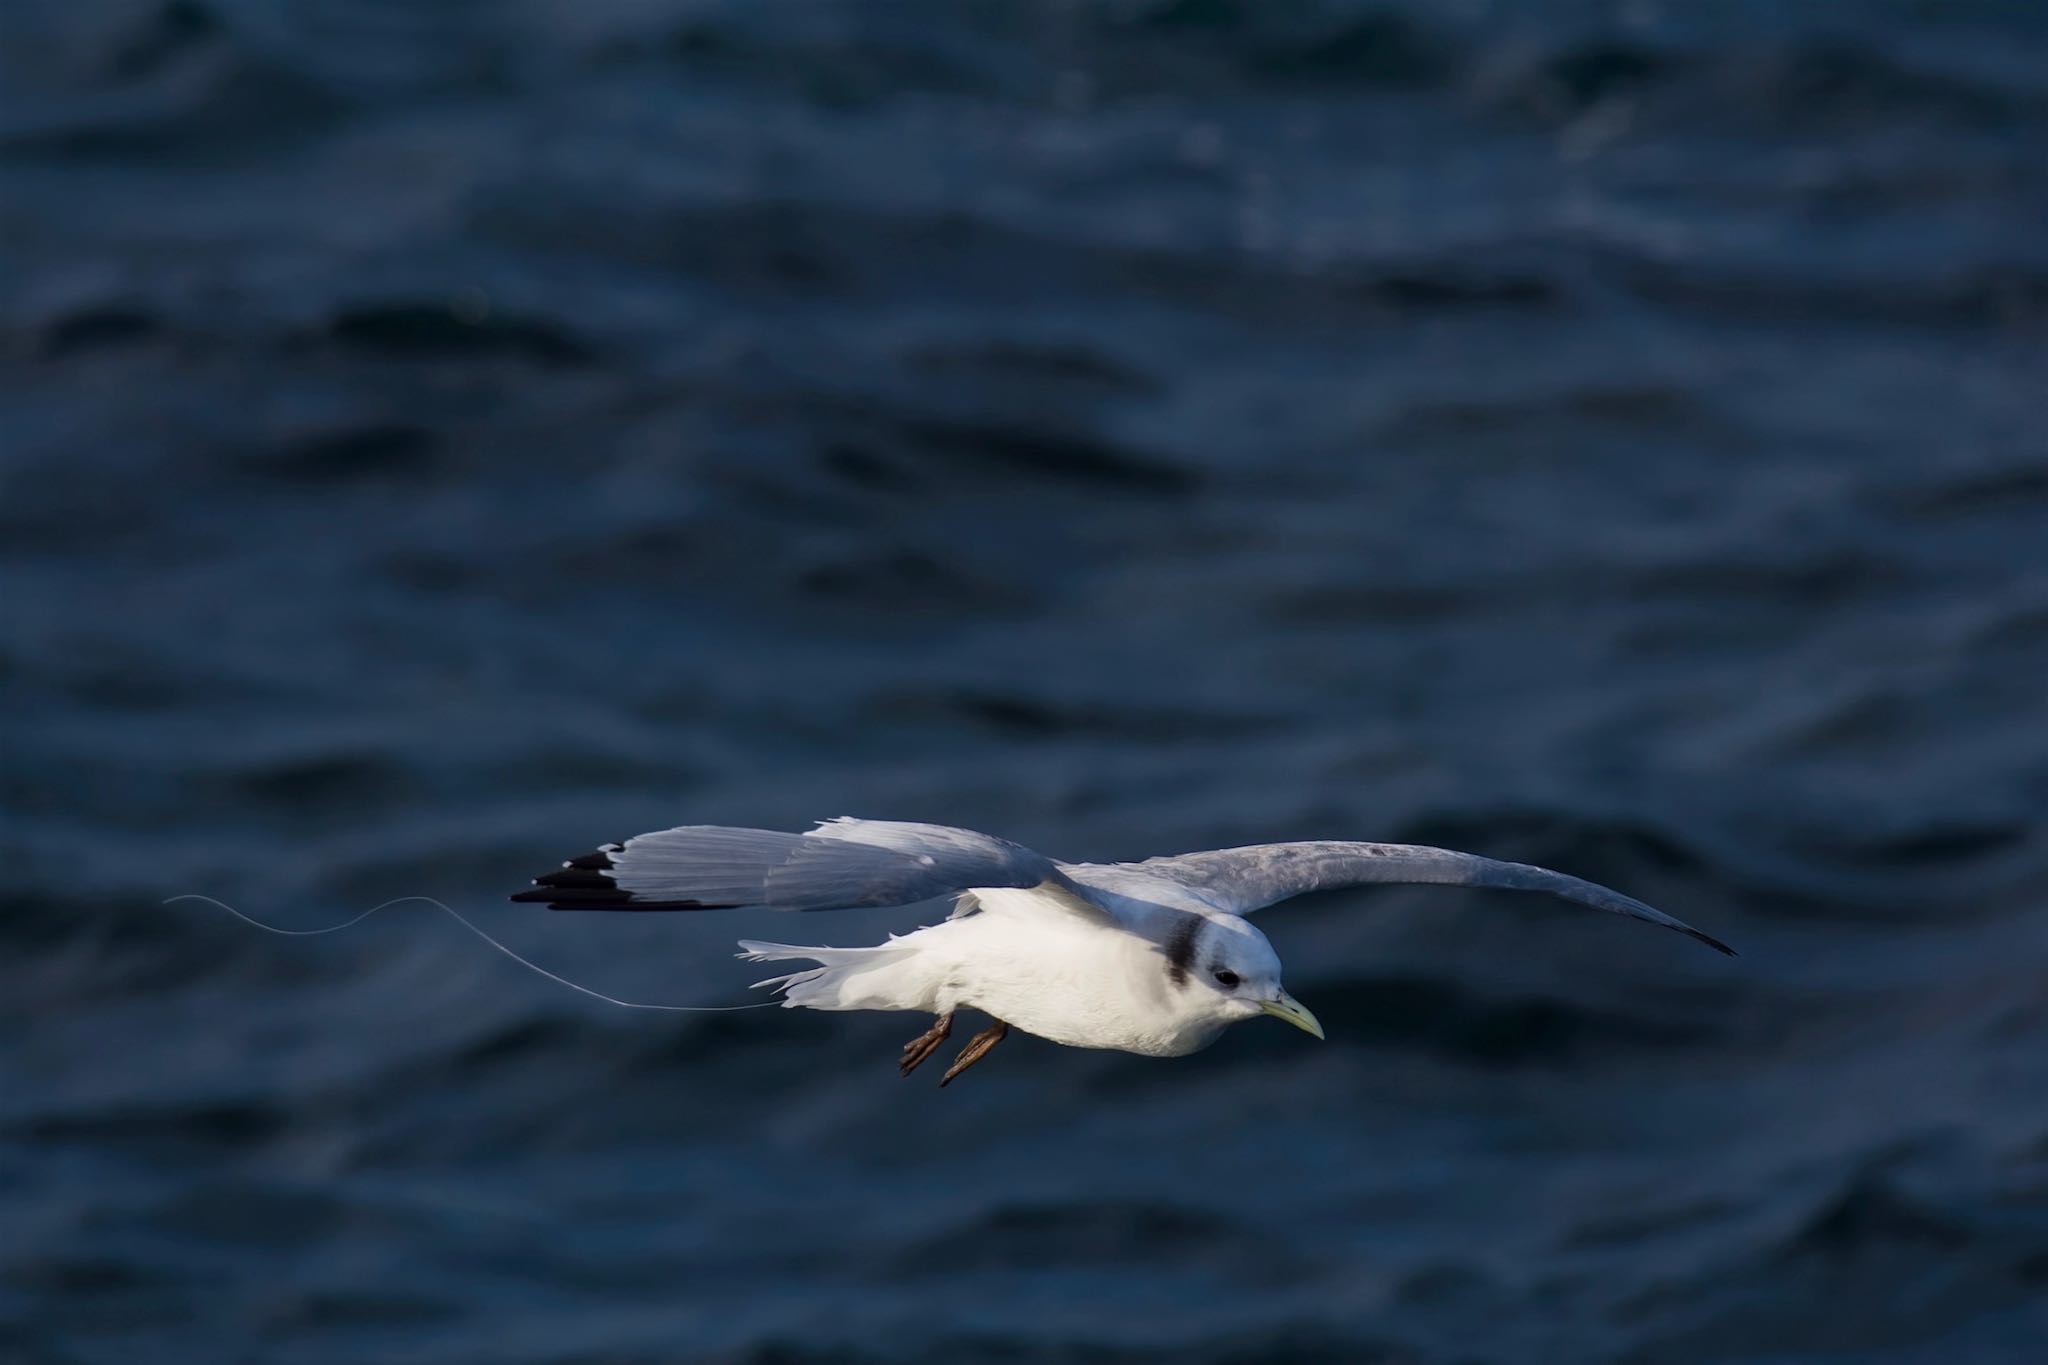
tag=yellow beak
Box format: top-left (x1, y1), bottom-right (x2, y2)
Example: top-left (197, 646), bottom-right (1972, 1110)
top-left (1260, 991), bottom-right (1325, 1040)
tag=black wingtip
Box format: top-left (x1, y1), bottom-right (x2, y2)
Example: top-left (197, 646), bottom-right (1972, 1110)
top-left (1688, 927), bottom-right (1739, 957)
top-left (510, 843), bottom-right (632, 908)
top-left (509, 841), bottom-right (732, 911)
top-left (508, 884), bottom-right (635, 908)
top-left (530, 867), bottom-right (615, 891)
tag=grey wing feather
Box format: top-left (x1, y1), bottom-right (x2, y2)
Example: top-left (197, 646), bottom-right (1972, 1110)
top-left (511, 819), bottom-right (1061, 912)
top-left (1141, 841), bottom-right (1735, 956)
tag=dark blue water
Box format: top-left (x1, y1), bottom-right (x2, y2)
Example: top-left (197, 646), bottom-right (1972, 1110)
top-left (5, 2), bottom-right (2047, 1361)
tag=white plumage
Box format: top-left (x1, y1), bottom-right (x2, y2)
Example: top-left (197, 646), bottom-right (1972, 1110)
top-left (512, 817), bottom-right (1733, 1082)
top-left (740, 885), bottom-right (1274, 1057)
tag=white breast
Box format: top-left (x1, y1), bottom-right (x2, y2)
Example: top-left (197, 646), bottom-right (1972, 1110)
top-left (921, 886), bottom-right (1227, 1056)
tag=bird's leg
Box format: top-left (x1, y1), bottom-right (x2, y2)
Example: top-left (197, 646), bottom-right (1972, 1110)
top-left (939, 1019), bottom-right (1010, 1087)
top-left (899, 1012), bottom-right (954, 1077)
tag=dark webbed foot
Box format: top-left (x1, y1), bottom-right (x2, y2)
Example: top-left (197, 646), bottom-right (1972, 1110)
top-left (899, 1013), bottom-right (954, 1076)
top-left (939, 1019), bottom-right (1010, 1087)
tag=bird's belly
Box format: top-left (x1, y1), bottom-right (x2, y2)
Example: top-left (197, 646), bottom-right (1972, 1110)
top-left (939, 920), bottom-right (1216, 1057)
top-left (984, 990), bottom-right (1214, 1056)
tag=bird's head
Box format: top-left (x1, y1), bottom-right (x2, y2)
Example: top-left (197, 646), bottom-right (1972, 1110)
top-left (1177, 913), bottom-right (1323, 1040)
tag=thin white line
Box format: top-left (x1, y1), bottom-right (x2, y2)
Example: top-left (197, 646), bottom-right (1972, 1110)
top-left (165, 893), bottom-right (778, 1013)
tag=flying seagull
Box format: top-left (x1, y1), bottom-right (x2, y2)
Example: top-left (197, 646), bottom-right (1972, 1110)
top-left (512, 818), bottom-right (1733, 1085)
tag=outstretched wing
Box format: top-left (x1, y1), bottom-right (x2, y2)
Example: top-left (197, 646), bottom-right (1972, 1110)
top-left (1137, 841), bottom-right (1734, 956)
top-left (511, 818), bottom-right (1062, 912)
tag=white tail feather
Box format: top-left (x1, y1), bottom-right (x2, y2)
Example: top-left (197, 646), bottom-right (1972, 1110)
top-left (734, 939), bottom-right (918, 1010)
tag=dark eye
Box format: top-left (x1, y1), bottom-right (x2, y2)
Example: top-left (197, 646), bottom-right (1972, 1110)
top-left (1212, 969), bottom-right (1241, 988)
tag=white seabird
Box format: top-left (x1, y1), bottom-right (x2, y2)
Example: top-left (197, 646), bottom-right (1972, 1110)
top-left (512, 818), bottom-right (1734, 1084)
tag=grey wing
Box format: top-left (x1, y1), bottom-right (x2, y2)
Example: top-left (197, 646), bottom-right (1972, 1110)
top-left (1140, 841), bottom-right (1735, 956)
top-left (510, 818), bottom-right (1062, 912)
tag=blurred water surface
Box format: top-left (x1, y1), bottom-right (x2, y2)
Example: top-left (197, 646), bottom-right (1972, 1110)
top-left (4, 2), bottom-right (2047, 1362)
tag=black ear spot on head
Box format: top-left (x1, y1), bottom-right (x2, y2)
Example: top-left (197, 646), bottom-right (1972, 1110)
top-left (1164, 916), bottom-right (1203, 987)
